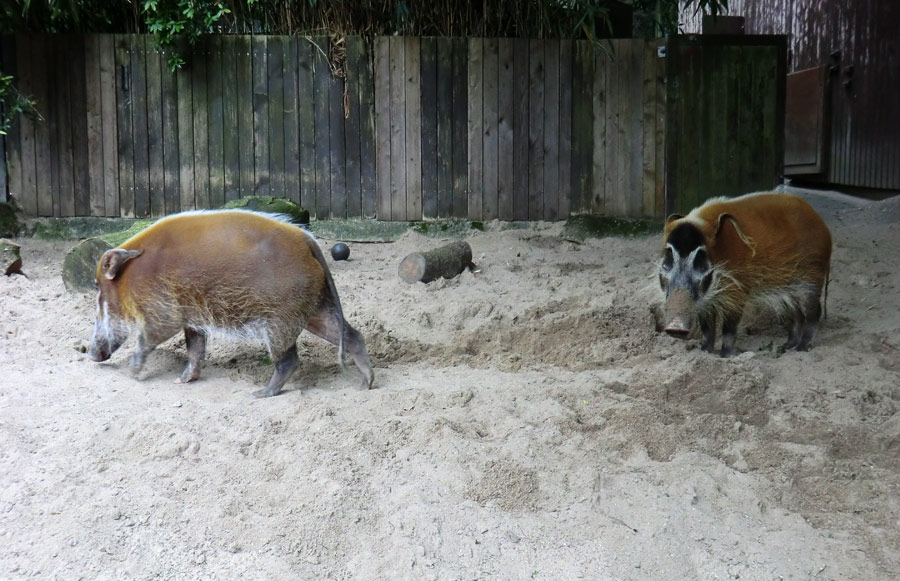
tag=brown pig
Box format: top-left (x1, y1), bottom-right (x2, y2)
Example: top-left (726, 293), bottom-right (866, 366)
top-left (658, 192), bottom-right (832, 357)
top-left (88, 210), bottom-right (374, 397)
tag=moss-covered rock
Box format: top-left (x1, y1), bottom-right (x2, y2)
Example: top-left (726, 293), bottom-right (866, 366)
top-left (29, 217), bottom-right (140, 240)
top-left (99, 220), bottom-right (154, 247)
top-left (0, 202), bottom-right (24, 238)
top-left (62, 237), bottom-right (112, 293)
top-left (562, 214), bottom-right (661, 241)
top-left (222, 196), bottom-right (310, 225)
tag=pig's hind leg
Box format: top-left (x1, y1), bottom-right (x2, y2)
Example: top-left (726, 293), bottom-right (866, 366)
top-left (175, 327), bottom-right (207, 384)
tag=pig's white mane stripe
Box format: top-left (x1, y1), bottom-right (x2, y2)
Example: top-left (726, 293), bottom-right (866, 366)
top-left (149, 208), bottom-right (320, 243)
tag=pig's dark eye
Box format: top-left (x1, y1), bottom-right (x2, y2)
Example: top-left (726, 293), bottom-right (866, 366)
top-left (700, 271), bottom-right (714, 294)
top-left (661, 247), bottom-right (674, 271)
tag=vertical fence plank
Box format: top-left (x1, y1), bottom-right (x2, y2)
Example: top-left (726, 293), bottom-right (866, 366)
top-left (434, 39), bottom-right (453, 218)
top-left (115, 35), bottom-right (135, 217)
top-left (641, 41), bottom-right (658, 218)
top-left (512, 38), bottom-right (529, 221)
top-left (404, 37), bottom-right (422, 221)
top-left (0, 37), bottom-right (15, 204)
top-left (736, 47), bottom-right (757, 198)
top-left (46, 37), bottom-right (61, 216)
top-left (329, 39), bottom-right (348, 219)
top-left (571, 40), bottom-right (593, 215)
top-left (98, 35), bottom-right (119, 216)
top-left (497, 38), bottom-right (515, 221)
top-left (176, 45), bottom-right (195, 211)
top-left (313, 36), bottom-right (332, 218)
top-left (654, 41), bottom-right (666, 215)
top-left (723, 46), bottom-right (742, 198)
top-left (207, 36), bottom-right (225, 209)
top-left (467, 38), bottom-right (483, 221)
top-left (626, 39), bottom-right (645, 217)
top-left (542, 39), bottom-right (560, 221)
top-left (252, 36), bottom-right (269, 195)
top-left (145, 41), bottom-right (165, 216)
top-left (192, 42), bottom-right (210, 210)
top-left (32, 36), bottom-right (53, 217)
top-left (160, 48), bottom-right (179, 215)
top-left (450, 38), bottom-right (468, 219)
top-left (282, 36), bottom-right (300, 205)
top-left (388, 36), bottom-right (406, 221)
top-left (558, 39), bottom-right (573, 219)
top-left (527, 39), bottom-right (544, 220)
top-left (344, 37), bottom-right (364, 218)
top-left (604, 40), bottom-right (622, 217)
top-left (130, 36), bottom-right (150, 217)
top-left (482, 37), bottom-right (499, 221)
top-left (298, 37), bottom-right (317, 212)
top-left (617, 39), bottom-right (637, 216)
top-left (420, 37), bottom-right (438, 219)
top-left (70, 36), bottom-right (91, 216)
top-left (236, 35), bottom-right (254, 196)
top-left (358, 36), bottom-right (377, 218)
top-left (53, 37), bottom-right (75, 216)
top-left (1, 37), bottom-right (18, 205)
top-left (221, 36), bottom-right (240, 203)
top-left (14, 35), bottom-right (37, 215)
top-left (374, 37), bottom-right (390, 220)
top-left (85, 35), bottom-right (106, 216)
top-left (267, 36), bottom-right (285, 198)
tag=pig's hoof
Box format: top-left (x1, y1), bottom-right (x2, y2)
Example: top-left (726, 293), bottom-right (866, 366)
top-left (250, 388), bottom-right (278, 399)
top-left (175, 371), bottom-right (200, 384)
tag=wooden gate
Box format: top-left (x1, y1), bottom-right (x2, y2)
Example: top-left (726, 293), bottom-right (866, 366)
top-left (664, 34), bottom-right (786, 215)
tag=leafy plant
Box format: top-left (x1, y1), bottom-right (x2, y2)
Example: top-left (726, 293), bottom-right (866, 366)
top-left (142, 0), bottom-right (237, 70)
top-left (0, 72), bottom-right (42, 135)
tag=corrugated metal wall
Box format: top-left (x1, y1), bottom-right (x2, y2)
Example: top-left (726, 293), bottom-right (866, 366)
top-left (682, 0), bottom-right (900, 191)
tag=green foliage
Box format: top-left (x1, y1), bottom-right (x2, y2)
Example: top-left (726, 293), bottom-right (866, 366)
top-left (3, 1), bottom-right (729, 39)
top-left (0, 72), bottom-right (42, 135)
top-left (142, 0), bottom-right (234, 70)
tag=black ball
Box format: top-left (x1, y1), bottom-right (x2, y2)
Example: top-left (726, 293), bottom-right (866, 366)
top-left (330, 242), bottom-right (350, 261)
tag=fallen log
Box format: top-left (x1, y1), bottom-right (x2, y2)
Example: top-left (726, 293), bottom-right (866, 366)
top-left (398, 240), bottom-right (475, 284)
top-left (1, 238), bottom-right (24, 276)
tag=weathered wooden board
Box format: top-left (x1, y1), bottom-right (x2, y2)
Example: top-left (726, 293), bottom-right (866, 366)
top-left (497, 38), bottom-right (515, 221)
top-left (467, 38), bottom-right (483, 221)
top-left (374, 37), bottom-right (390, 221)
top-left (420, 37), bottom-right (438, 219)
top-left (206, 36), bottom-right (225, 209)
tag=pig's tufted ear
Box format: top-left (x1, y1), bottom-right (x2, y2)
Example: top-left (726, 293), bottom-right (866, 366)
top-left (100, 249), bottom-right (143, 280)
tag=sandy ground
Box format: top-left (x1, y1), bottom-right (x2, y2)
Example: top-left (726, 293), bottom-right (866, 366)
top-left (1, 189), bottom-right (899, 580)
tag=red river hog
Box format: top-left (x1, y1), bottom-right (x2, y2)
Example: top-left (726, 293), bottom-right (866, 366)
top-left (658, 192), bottom-right (832, 357)
top-left (88, 210), bottom-right (374, 397)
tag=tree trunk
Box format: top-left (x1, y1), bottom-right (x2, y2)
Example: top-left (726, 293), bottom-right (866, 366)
top-left (398, 240), bottom-right (474, 284)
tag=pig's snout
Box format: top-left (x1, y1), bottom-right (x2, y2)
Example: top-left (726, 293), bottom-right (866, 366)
top-left (665, 316), bottom-right (691, 338)
top-left (662, 287), bottom-right (695, 339)
top-left (88, 318), bottom-right (126, 362)
top-left (88, 339), bottom-right (112, 362)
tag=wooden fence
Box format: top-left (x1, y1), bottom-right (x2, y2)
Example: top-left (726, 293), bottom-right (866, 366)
top-left (1, 34), bottom-right (667, 220)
